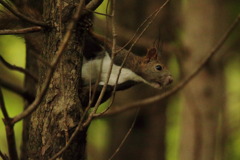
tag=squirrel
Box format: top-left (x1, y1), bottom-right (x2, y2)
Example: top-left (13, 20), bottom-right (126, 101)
top-left (82, 34), bottom-right (173, 89)
top-left (0, 1), bottom-right (173, 106)
top-left (80, 28), bottom-right (173, 106)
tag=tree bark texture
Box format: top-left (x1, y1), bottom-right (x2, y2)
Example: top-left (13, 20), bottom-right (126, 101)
top-left (22, 0), bottom-right (86, 159)
top-left (179, 0), bottom-right (228, 160)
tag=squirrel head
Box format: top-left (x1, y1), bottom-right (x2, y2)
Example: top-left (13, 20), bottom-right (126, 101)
top-left (138, 48), bottom-right (173, 89)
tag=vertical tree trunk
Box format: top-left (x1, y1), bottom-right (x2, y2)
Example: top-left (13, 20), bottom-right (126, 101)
top-left (22, 0), bottom-right (86, 159)
top-left (179, 0), bottom-right (227, 160)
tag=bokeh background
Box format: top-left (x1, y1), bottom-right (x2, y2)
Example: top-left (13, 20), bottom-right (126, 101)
top-left (1, 0), bottom-right (240, 160)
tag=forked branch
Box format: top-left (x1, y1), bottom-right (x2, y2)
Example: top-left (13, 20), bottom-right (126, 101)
top-left (0, 88), bottom-right (18, 160)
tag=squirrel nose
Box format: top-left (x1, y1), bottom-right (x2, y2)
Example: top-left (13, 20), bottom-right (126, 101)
top-left (165, 75), bottom-right (173, 86)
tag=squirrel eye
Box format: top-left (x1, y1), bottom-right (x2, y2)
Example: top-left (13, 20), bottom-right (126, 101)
top-left (155, 65), bottom-right (163, 71)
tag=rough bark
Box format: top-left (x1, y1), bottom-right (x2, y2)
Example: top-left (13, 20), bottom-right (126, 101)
top-left (22, 0), bottom-right (86, 159)
top-left (179, 1), bottom-right (227, 160)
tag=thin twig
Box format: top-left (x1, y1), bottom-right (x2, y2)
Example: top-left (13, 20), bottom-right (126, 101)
top-left (93, 0), bottom-right (170, 117)
top-left (0, 87), bottom-right (9, 120)
top-left (101, 14), bottom-right (240, 117)
top-left (0, 88), bottom-right (19, 160)
top-left (108, 108), bottom-right (139, 160)
top-left (84, 9), bottom-right (112, 17)
top-left (115, 0), bottom-right (170, 53)
top-left (11, 0), bottom-right (86, 125)
top-left (83, 0), bottom-right (104, 15)
top-left (82, 0), bottom-right (116, 127)
top-left (0, 26), bottom-right (42, 35)
top-left (0, 56), bottom-right (38, 82)
top-left (0, 77), bottom-right (34, 101)
top-left (0, 0), bottom-right (48, 27)
top-left (0, 150), bottom-right (9, 160)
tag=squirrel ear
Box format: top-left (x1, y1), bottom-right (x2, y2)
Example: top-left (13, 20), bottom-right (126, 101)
top-left (145, 48), bottom-right (158, 61)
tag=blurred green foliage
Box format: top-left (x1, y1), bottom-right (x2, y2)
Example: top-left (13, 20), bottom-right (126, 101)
top-left (0, 1), bottom-right (239, 160)
top-left (0, 35), bottom-right (25, 155)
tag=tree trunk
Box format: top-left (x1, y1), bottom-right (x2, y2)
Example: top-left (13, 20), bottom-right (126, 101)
top-left (179, 0), bottom-right (228, 160)
top-left (21, 0), bottom-right (86, 159)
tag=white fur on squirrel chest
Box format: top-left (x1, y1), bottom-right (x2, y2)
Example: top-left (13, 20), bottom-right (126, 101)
top-left (82, 52), bottom-right (146, 86)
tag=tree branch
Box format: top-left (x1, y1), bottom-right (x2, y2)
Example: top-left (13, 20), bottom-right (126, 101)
top-left (93, 0), bottom-right (171, 117)
top-left (0, 26), bottom-right (42, 35)
top-left (0, 150), bottom-right (9, 160)
top-left (0, 77), bottom-right (34, 101)
top-left (0, 88), bottom-right (19, 160)
top-left (0, 87), bottom-right (9, 120)
top-left (84, 0), bottom-right (104, 14)
top-left (0, 0), bottom-right (48, 27)
top-left (0, 56), bottom-right (38, 82)
top-left (108, 109), bottom-right (139, 160)
top-left (100, 14), bottom-right (240, 117)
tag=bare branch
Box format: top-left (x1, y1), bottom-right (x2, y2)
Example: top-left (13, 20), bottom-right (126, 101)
top-left (108, 109), bottom-right (139, 160)
top-left (101, 14), bottom-right (240, 117)
top-left (84, 0), bottom-right (104, 14)
top-left (93, 0), bottom-right (170, 118)
top-left (0, 150), bottom-right (9, 160)
top-left (95, 16), bottom-right (176, 53)
top-left (115, 0), bottom-right (170, 53)
top-left (0, 0), bottom-right (48, 27)
top-left (0, 87), bottom-right (9, 120)
top-left (0, 88), bottom-right (19, 160)
top-left (11, 0), bottom-right (86, 125)
top-left (0, 56), bottom-right (38, 82)
top-left (0, 77), bottom-right (34, 101)
top-left (85, 9), bottom-right (112, 17)
top-left (0, 26), bottom-right (42, 35)
top-left (86, 0), bottom-right (117, 119)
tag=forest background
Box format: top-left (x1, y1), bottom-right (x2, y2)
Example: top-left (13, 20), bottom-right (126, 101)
top-left (0, 0), bottom-right (240, 160)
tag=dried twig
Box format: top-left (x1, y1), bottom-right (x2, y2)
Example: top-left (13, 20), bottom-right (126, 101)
top-left (115, 0), bottom-right (170, 53)
top-left (85, 9), bottom-right (112, 17)
top-left (0, 87), bottom-right (9, 120)
top-left (0, 0), bottom-right (48, 27)
top-left (108, 108), bottom-right (139, 160)
top-left (0, 26), bottom-right (42, 35)
top-left (83, 0), bottom-right (104, 15)
top-left (11, 0), bottom-right (86, 125)
top-left (93, 0), bottom-right (170, 117)
top-left (0, 88), bottom-right (19, 160)
top-left (84, 0), bottom-right (117, 122)
top-left (0, 150), bottom-right (9, 160)
top-left (0, 77), bottom-right (34, 101)
top-left (101, 14), bottom-right (240, 117)
top-left (0, 56), bottom-right (38, 82)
